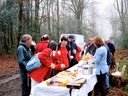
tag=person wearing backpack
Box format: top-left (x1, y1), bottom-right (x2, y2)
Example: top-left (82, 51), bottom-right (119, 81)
top-left (29, 41), bottom-right (65, 95)
top-left (17, 34), bottom-right (36, 96)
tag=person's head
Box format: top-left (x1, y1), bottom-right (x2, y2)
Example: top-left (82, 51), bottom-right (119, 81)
top-left (41, 34), bottom-right (50, 41)
top-left (68, 35), bottom-right (75, 42)
top-left (104, 39), bottom-right (110, 44)
top-left (88, 38), bottom-right (93, 45)
top-left (93, 36), bottom-right (104, 48)
top-left (21, 34), bottom-right (32, 47)
top-left (48, 41), bottom-right (58, 51)
top-left (61, 36), bottom-right (68, 46)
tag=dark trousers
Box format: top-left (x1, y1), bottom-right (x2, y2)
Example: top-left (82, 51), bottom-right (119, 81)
top-left (69, 57), bottom-right (78, 68)
top-left (20, 70), bottom-right (31, 96)
top-left (94, 73), bottom-right (106, 96)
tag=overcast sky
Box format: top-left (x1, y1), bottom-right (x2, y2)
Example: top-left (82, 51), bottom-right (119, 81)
top-left (94, 0), bottom-right (115, 39)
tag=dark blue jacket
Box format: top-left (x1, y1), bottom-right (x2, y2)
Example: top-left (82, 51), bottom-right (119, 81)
top-left (17, 41), bottom-right (32, 80)
top-left (67, 42), bottom-right (78, 56)
top-left (105, 45), bottom-right (112, 66)
top-left (107, 42), bottom-right (115, 55)
top-left (86, 43), bottom-right (96, 56)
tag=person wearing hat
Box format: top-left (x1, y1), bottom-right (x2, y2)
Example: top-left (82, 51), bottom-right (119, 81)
top-left (67, 35), bottom-right (82, 67)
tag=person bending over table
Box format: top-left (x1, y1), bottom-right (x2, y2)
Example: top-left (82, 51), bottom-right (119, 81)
top-left (29, 42), bottom-right (65, 95)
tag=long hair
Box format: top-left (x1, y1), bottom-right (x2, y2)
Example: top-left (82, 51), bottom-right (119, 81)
top-left (48, 42), bottom-right (57, 51)
top-left (93, 36), bottom-right (104, 48)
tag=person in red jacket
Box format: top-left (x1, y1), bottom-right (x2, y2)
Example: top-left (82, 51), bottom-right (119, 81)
top-left (35, 34), bottom-right (50, 53)
top-left (51, 36), bottom-right (70, 76)
top-left (29, 42), bottom-right (65, 95)
top-left (58, 36), bottom-right (69, 68)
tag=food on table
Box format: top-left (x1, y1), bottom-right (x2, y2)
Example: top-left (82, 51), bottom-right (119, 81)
top-left (45, 71), bottom-right (78, 87)
top-left (82, 52), bottom-right (93, 61)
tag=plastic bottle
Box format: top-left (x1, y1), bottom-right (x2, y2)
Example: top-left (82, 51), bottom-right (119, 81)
top-left (77, 65), bottom-right (82, 75)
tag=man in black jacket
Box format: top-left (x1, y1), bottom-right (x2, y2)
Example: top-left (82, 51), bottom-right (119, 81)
top-left (17, 34), bottom-right (35, 96)
top-left (105, 39), bottom-right (115, 55)
top-left (67, 35), bottom-right (79, 67)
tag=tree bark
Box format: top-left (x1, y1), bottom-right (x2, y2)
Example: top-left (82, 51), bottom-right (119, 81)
top-left (35, 0), bottom-right (39, 34)
top-left (57, 0), bottom-right (60, 41)
top-left (18, 0), bottom-right (23, 44)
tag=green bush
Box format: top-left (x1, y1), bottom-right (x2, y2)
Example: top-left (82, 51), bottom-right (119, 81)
top-left (125, 84), bottom-right (128, 93)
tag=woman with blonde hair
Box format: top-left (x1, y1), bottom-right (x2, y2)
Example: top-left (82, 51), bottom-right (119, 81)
top-left (93, 36), bottom-right (109, 96)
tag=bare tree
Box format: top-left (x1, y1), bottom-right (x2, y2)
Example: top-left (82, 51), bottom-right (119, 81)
top-left (114, 0), bottom-right (128, 48)
top-left (56, 0), bottom-right (60, 40)
top-left (114, 0), bottom-right (128, 32)
top-left (109, 8), bottom-right (120, 46)
top-left (18, 0), bottom-right (23, 43)
top-left (65, 0), bottom-right (90, 34)
top-left (35, 0), bottom-right (39, 34)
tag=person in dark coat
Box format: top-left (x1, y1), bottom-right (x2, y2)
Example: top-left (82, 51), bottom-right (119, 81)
top-left (105, 39), bottom-right (116, 68)
top-left (17, 34), bottom-right (35, 96)
top-left (86, 43), bottom-right (96, 56)
top-left (105, 39), bottom-right (115, 55)
top-left (82, 38), bottom-right (93, 55)
top-left (67, 35), bottom-right (82, 67)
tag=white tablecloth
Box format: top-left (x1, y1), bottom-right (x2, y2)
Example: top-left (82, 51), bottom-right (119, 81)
top-left (32, 62), bottom-right (97, 96)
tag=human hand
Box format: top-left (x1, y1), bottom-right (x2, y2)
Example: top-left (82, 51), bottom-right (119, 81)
top-left (57, 51), bottom-right (61, 55)
top-left (61, 64), bottom-right (65, 69)
top-left (52, 51), bottom-right (56, 56)
top-left (50, 63), bottom-right (55, 69)
top-left (73, 49), bottom-right (77, 54)
top-left (70, 56), bottom-right (74, 59)
top-left (31, 41), bottom-right (36, 46)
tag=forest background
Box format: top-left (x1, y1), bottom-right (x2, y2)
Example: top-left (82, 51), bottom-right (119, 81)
top-left (0, 0), bottom-right (128, 56)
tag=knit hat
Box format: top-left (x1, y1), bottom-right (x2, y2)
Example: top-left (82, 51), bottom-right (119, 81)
top-left (68, 35), bottom-right (75, 40)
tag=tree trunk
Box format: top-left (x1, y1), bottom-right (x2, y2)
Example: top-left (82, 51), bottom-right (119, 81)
top-left (35, 0), bottom-right (39, 34)
top-left (18, 0), bottom-right (23, 45)
top-left (47, 0), bottom-right (51, 36)
top-left (57, 0), bottom-right (60, 42)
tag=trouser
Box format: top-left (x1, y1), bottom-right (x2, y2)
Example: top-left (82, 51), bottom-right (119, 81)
top-left (69, 57), bottom-right (78, 68)
top-left (94, 73), bottom-right (106, 96)
top-left (21, 73), bottom-right (31, 96)
top-left (106, 65), bottom-right (110, 89)
top-left (30, 78), bottom-right (39, 96)
top-left (106, 72), bottom-right (109, 89)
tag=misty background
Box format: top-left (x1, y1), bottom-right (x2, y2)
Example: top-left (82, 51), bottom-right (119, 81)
top-left (0, 0), bottom-right (128, 56)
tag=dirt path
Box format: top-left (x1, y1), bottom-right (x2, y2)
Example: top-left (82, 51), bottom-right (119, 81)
top-left (0, 78), bottom-right (21, 96)
top-left (0, 74), bottom-right (20, 85)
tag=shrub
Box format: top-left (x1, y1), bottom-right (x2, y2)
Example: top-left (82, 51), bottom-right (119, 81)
top-left (125, 84), bottom-right (128, 93)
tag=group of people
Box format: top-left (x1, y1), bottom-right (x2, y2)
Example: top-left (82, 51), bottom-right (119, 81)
top-left (83, 37), bottom-right (115, 96)
top-left (17, 34), bottom-right (82, 96)
top-left (17, 34), bottom-right (115, 96)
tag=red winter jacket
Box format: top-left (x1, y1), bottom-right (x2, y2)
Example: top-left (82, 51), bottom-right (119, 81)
top-left (76, 46), bottom-right (82, 62)
top-left (29, 48), bottom-right (63, 82)
top-left (58, 46), bottom-right (69, 68)
top-left (35, 41), bottom-right (49, 53)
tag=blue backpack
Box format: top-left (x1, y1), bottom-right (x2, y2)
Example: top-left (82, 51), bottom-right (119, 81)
top-left (26, 53), bottom-right (41, 72)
